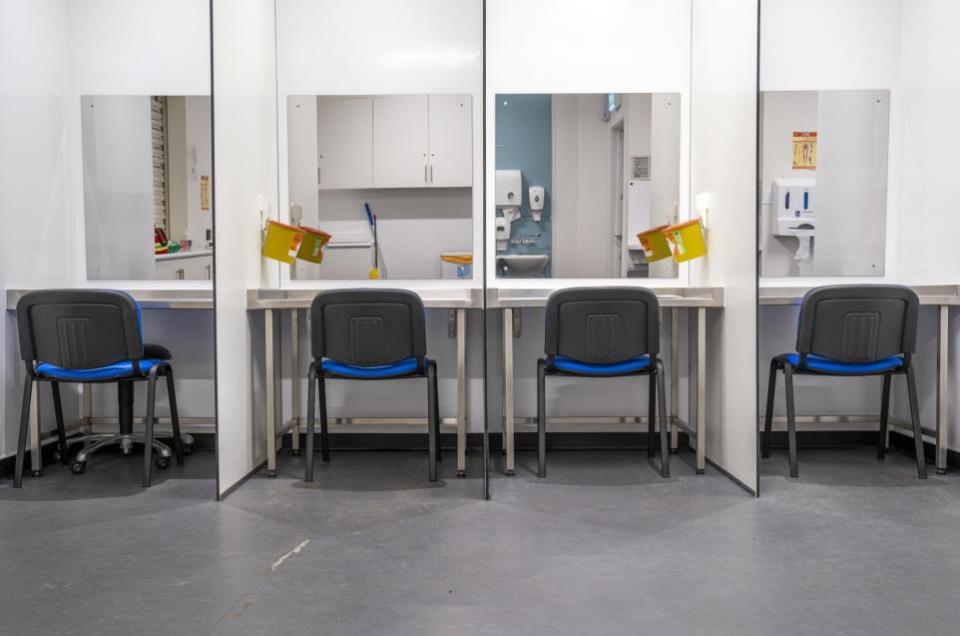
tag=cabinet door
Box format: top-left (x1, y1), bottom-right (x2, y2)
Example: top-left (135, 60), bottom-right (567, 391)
top-left (316, 96), bottom-right (373, 189)
top-left (428, 94), bottom-right (472, 187)
top-left (373, 95), bottom-right (429, 188)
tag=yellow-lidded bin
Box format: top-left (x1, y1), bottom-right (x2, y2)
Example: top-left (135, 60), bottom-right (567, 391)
top-left (664, 219), bottom-right (707, 263)
top-left (262, 220), bottom-right (305, 264)
top-left (296, 226), bottom-right (332, 264)
top-left (636, 225), bottom-right (672, 263)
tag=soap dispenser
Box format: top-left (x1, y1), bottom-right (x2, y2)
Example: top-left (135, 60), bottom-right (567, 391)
top-left (529, 186), bottom-right (545, 222)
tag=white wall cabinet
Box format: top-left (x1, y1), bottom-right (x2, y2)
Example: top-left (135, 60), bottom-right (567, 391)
top-left (427, 94), bottom-right (473, 187)
top-left (373, 95), bottom-right (429, 187)
top-left (317, 96), bottom-right (373, 189)
top-left (156, 252), bottom-right (213, 280)
top-left (317, 94), bottom-right (471, 190)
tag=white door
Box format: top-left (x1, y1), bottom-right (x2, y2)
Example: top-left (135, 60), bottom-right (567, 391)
top-left (373, 95), bottom-right (429, 188)
top-left (316, 96), bottom-right (373, 189)
top-left (428, 94), bottom-right (472, 187)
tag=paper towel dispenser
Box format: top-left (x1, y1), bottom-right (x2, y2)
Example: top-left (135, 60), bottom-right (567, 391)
top-left (771, 178), bottom-right (815, 260)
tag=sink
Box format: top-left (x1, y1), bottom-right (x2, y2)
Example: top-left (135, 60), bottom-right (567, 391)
top-left (498, 254), bottom-right (549, 277)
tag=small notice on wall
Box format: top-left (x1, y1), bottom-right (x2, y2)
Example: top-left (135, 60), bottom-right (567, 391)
top-left (792, 131), bottom-right (817, 170)
top-left (200, 175), bottom-right (211, 210)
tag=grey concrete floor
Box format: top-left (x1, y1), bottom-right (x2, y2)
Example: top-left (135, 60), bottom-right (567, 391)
top-left (0, 446), bottom-right (958, 635)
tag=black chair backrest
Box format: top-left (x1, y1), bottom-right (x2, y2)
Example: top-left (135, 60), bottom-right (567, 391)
top-left (17, 290), bottom-right (144, 369)
top-left (797, 285), bottom-right (919, 362)
top-left (310, 289), bottom-right (427, 366)
top-left (545, 287), bottom-right (660, 363)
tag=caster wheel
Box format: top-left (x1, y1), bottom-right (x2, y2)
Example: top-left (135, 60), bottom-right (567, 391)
top-left (155, 457), bottom-right (171, 470)
top-left (291, 450), bottom-right (301, 456)
top-left (456, 470), bottom-right (466, 478)
top-left (670, 448), bottom-right (679, 455)
top-left (505, 469), bottom-right (516, 477)
top-left (31, 470), bottom-right (42, 478)
top-left (70, 462), bottom-right (86, 475)
top-left (182, 445), bottom-right (194, 456)
top-left (53, 451), bottom-right (61, 462)
top-left (936, 469), bottom-right (948, 475)
top-left (267, 469), bottom-right (278, 478)
top-left (696, 469), bottom-right (706, 475)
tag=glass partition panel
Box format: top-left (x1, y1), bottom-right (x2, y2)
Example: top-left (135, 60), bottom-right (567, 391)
top-left (83, 95), bottom-right (213, 280)
top-left (759, 89), bottom-right (889, 277)
top-left (285, 93), bottom-right (474, 281)
top-left (494, 93), bottom-right (681, 279)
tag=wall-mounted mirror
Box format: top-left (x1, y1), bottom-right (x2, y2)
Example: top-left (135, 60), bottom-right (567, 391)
top-left (494, 93), bottom-right (681, 279)
top-left (286, 94), bottom-right (473, 281)
top-left (82, 95), bottom-right (213, 280)
top-left (759, 90), bottom-right (890, 277)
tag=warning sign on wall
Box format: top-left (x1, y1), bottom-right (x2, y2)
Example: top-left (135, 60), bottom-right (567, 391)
top-left (792, 131), bottom-right (817, 170)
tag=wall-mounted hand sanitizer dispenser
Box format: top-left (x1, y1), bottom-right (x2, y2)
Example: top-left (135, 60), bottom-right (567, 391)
top-left (771, 177), bottom-right (815, 260)
top-left (529, 185), bottom-right (544, 222)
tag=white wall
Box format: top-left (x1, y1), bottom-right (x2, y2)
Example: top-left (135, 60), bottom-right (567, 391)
top-left (690, 0), bottom-right (759, 492)
top-left (649, 94), bottom-right (682, 279)
top-left (213, 0), bottom-right (279, 495)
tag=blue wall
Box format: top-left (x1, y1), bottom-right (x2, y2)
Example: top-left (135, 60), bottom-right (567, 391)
top-left (495, 94), bottom-right (552, 277)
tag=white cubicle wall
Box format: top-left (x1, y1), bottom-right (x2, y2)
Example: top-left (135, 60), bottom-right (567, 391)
top-left (212, 0), bottom-right (279, 496)
top-left (0, 0), bottom-right (215, 467)
top-left (758, 0), bottom-right (960, 456)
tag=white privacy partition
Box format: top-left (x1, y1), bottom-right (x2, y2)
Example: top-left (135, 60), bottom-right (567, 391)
top-left (212, 0), bottom-right (279, 496)
top-left (689, 0), bottom-right (759, 492)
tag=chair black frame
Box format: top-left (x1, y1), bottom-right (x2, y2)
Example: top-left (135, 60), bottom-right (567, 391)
top-left (305, 289), bottom-right (440, 482)
top-left (14, 290), bottom-right (184, 488)
top-left (537, 287), bottom-right (669, 479)
top-left (762, 285), bottom-right (926, 479)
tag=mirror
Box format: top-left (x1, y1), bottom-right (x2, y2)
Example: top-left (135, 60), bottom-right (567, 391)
top-left (494, 93), bottom-right (682, 279)
top-left (759, 90), bottom-right (889, 277)
top-left (82, 95), bottom-right (213, 280)
top-left (286, 94), bottom-right (474, 281)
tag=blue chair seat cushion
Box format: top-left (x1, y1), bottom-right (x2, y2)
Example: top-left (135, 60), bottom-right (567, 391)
top-left (35, 359), bottom-right (166, 381)
top-left (779, 353), bottom-right (904, 375)
top-left (550, 354), bottom-right (652, 376)
top-left (322, 356), bottom-right (424, 379)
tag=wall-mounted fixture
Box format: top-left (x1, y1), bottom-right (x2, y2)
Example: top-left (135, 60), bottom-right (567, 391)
top-left (495, 169), bottom-right (522, 250)
top-left (529, 185), bottom-right (544, 222)
top-left (771, 178), bottom-right (815, 260)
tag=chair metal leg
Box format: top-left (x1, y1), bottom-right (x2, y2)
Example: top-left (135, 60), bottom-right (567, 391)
top-left (906, 366), bottom-right (928, 479)
top-left (783, 363), bottom-right (799, 478)
top-left (142, 369), bottom-right (158, 487)
top-left (305, 363), bottom-right (316, 482)
top-left (51, 382), bottom-right (69, 465)
top-left (762, 360), bottom-right (777, 459)
top-left (427, 361), bottom-right (438, 482)
top-left (319, 372), bottom-right (330, 463)
top-left (647, 365), bottom-right (656, 459)
top-left (13, 379), bottom-right (33, 487)
top-left (878, 372), bottom-right (891, 459)
top-left (165, 369), bottom-right (184, 465)
top-left (433, 364), bottom-right (442, 463)
top-left (537, 359), bottom-right (546, 478)
top-left (657, 360), bottom-right (669, 478)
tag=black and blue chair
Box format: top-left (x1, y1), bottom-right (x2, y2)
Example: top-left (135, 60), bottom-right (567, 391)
top-left (305, 289), bottom-right (440, 482)
top-left (537, 287), bottom-right (669, 479)
top-left (762, 285), bottom-right (926, 479)
top-left (14, 290), bottom-right (185, 488)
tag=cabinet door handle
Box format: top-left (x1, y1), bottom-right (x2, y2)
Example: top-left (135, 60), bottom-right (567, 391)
top-left (205, 264), bottom-right (212, 280)
top-left (176, 268), bottom-right (185, 280)
top-left (429, 164), bottom-right (433, 184)
top-left (317, 166), bottom-right (321, 184)
top-left (424, 163), bottom-right (428, 184)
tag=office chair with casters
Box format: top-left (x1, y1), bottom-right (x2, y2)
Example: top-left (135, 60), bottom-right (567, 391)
top-left (762, 285), bottom-right (927, 479)
top-left (13, 290), bottom-right (187, 488)
top-left (304, 289), bottom-right (440, 483)
top-left (537, 287), bottom-right (669, 479)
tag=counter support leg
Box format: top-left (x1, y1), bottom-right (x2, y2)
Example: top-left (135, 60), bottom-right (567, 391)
top-left (503, 308), bottom-right (515, 476)
top-left (936, 305), bottom-right (948, 474)
top-left (670, 308), bottom-right (680, 452)
top-left (696, 307), bottom-right (706, 474)
top-left (456, 309), bottom-right (468, 478)
top-left (265, 309), bottom-right (277, 477)
top-left (290, 309), bottom-right (301, 456)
